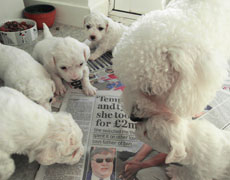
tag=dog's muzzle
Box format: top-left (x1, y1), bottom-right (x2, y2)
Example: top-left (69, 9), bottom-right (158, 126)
top-left (129, 105), bottom-right (149, 122)
top-left (130, 113), bottom-right (148, 122)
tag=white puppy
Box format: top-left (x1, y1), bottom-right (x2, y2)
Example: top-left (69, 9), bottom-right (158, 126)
top-left (83, 12), bottom-right (128, 60)
top-left (113, 0), bottom-right (230, 118)
top-left (0, 43), bottom-right (55, 111)
top-left (33, 23), bottom-right (96, 96)
top-left (135, 114), bottom-right (230, 180)
top-left (0, 87), bottom-right (84, 180)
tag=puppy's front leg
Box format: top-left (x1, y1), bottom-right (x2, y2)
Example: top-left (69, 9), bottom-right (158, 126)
top-left (81, 66), bottom-right (97, 96)
top-left (0, 151), bottom-right (15, 180)
top-left (51, 73), bottom-right (66, 95)
top-left (89, 43), bottom-right (107, 61)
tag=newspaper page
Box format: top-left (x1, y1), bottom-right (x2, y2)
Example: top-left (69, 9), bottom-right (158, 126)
top-left (193, 89), bottom-right (230, 130)
top-left (35, 89), bottom-right (143, 180)
top-left (35, 88), bottom-right (230, 180)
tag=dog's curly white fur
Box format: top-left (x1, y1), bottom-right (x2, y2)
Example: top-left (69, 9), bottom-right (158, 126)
top-left (113, 0), bottom-right (230, 118)
top-left (0, 87), bottom-right (84, 180)
top-left (33, 23), bottom-right (97, 96)
top-left (0, 44), bottom-right (55, 111)
top-left (113, 0), bottom-right (230, 179)
top-left (135, 114), bottom-right (230, 180)
top-left (83, 12), bottom-right (128, 60)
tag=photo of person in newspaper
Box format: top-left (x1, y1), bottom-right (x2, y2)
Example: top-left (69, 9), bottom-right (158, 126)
top-left (118, 144), bottom-right (168, 180)
top-left (86, 147), bottom-right (116, 180)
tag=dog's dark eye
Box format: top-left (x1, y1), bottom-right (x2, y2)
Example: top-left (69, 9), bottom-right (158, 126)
top-left (86, 25), bottom-right (91, 29)
top-left (80, 63), bottom-right (83, 66)
top-left (60, 66), bottom-right (67, 70)
top-left (98, 27), bottom-right (104, 31)
top-left (49, 98), bottom-right (53, 103)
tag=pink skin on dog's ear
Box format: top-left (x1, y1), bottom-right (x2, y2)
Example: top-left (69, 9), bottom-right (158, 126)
top-left (83, 45), bottom-right (90, 61)
top-left (105, 23), bottom-right (109, 32)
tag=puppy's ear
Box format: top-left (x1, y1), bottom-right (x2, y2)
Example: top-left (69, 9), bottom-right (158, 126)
top-left (83, 44), bottom-right (90, 61)
top-left (50, 80), bottom-right (56, 93)
top-left (165, 140), bottom-right (187, 164)
top-left (31, 142), bottom-right (60, 165)
top-left (43, 56), bottom-right (56, 73)
top-left (105, 23), bottom-right (109, 33)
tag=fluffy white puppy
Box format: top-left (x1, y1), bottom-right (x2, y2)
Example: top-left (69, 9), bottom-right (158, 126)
top-left (135, 114), bottom-right (230, 180)
top-left (0, 87), bottom-right (84, 180)
top-left (113, 0), bottom-right (230, 119)
top-left (0, 43), bottom-right (55, 111)
top-left (83, 12), bottom-right (128, 60)
top-left (33, 23), bottom-right (96, 96)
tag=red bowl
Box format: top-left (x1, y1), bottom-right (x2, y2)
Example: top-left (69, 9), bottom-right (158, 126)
top-left (23, 4), bottom-right (56, 30)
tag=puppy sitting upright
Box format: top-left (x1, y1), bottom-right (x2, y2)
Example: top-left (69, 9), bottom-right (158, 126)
top-left (0, 43), bottom-right (55, 111)
top-left (0, 87), bottom-right (84, 180)
top-left (33, 23), bottom-right (96, 95)
top-left (83, 11), bottom-right (128, 60)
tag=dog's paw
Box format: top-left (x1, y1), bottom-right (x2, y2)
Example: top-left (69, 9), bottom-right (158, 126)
top-left (55, 84), bottom-right (67, 96)
top-left (83, 84), bottom-right (97, 96)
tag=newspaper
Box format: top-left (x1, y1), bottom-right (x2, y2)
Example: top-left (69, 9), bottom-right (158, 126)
top-left (35, 89), bottom-right (143, 180)
top-left (197, 89), bottom-right (230, 130)
top-left (35, 88), bottom-right (230, 180)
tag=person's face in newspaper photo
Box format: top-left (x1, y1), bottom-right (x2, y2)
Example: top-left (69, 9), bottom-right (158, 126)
top-left (90, 147), bottom-right (116, 179)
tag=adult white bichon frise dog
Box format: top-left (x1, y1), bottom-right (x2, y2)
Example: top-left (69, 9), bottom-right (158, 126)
top-left (113, 0), bottom-right (230, 179)
top-left (33, 23), bottom-right (97, 96)
top-left (113, 0), bottom-right (230, 118)
top-left (83, 11), bottom-right (128, 60)
top-left (0, 43), bottom-right (55, 111)
top-left (0, 87), bottom-right (84, 180)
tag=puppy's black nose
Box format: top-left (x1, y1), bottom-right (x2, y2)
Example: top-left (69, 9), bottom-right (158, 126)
top-left (130, 114), bottom-right (148, 122)
top-left (90, 35), bottom-right (96, 40)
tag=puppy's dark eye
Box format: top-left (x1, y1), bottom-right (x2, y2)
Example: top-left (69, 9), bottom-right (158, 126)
top-left (86, 25), bottom-right (91, 29)
top-left (80, 63), bottom-right (83, 66)
top-left (98, 27), bottom-right (104, 31)
top-left (49, 98), bottom-right (53, 103)
top-left (60, 66), bottom-right (67, 70)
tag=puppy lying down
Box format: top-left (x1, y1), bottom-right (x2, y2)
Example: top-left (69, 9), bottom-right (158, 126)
top-left (0, 87), bottom-right (84, 180)
top-left (0, 43), bottom-right (55, 111)
top-left (135, 113), bottom-right (230, 180)
top-left (33, 23), bottom-right (96, 96)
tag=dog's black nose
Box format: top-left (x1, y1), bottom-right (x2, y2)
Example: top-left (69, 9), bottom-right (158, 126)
top-left (90, 35), bottom-right (96, 40)
top-left (130, 114), bottom-right (148, 122)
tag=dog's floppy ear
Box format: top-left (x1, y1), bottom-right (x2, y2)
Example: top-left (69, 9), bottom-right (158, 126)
top-left (28, 141), bottom-right (60, 165)
top-left (83, 44), bottom-right (90, 61)
top-left (163, 46), bottom-right (227, 117)
top-left (105, 23), bottom-right (109, 33)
